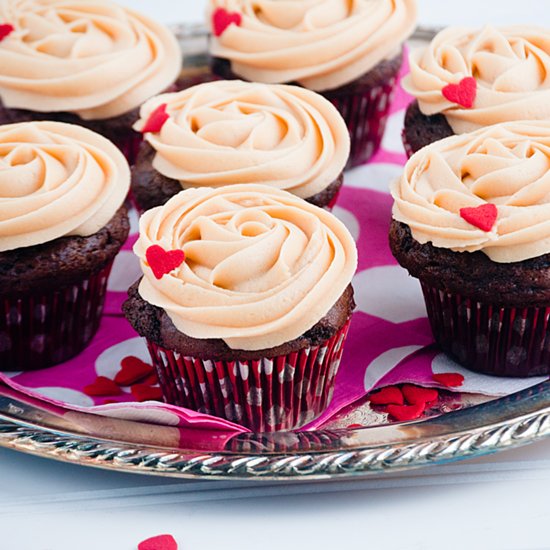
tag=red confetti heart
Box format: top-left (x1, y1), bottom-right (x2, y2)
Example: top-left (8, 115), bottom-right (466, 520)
top-left (369, 386), bottom-right (404, 406)
top-left (212, 7), bottom-right (242, 37)
top-left (346, 423), bottom-right (364, 429)
top-left (138, 534), bottom-right (178, 550)
top-left (142, 372), bottom-right (160, 386)
top-left (442, 76), bottom-right (477, 108)
top-left (131, 383), bottom-right (163, 402)
top-left (386, 402), bottom-right (426, 422)
top-left (460, 203), bottom-right (497, 232)
top-left (402, 385), bottom-right (439, 406)
top-left (115, 356), bottom-right (155, 386)
top-left (84, 376), bottom-right (122, 397)
top-left (141, 103), bottom-right (169, 133)
top-left (0, 24), bottom-right (14, 41)
top-left (146, 245), bottom-right (185, 280)
top-left (433, 373), bottom-right (465, 388)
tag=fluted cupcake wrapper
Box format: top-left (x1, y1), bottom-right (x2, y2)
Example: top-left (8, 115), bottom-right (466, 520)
top-left (146, 321), bottom-right (351, 432)
top-left (113, 130), bottom-right (142, 165)
top-left (421, 283), bottom-right (550, 377)
top-left (401, 128), bottom-right (415, 159)
top-left (0, 263), bottom-right (113, 371)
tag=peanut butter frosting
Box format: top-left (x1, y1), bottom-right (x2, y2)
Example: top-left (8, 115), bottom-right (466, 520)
top-left (403, 25), bottom-right (550, 133)
top-left (0, 0), bottom-right (182, 120)
top-left (208, 0), bottom-right (417, 92)
top-left (391, 121), bottom-right (550, 263)
top-left (134, 184), bottom-right (358, 350)
top-left (0, 121), bottom-right (130, 252)
top-left (133, 80), bottom-right (350, 199)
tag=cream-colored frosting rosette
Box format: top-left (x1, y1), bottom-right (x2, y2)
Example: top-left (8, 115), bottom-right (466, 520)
top-left (391, 121), bottom-right (550, 263)
top-left (0, 121), bottom-right (130, 252)
top-left (208, 0), bottom-right (417, 91)
top-left (0, 0), bottom-right (182, 119)
top-left (403, 25), bottom-right (550, 133)
top-left (134, 185), bottom-right (358, 350)
top-left (134, 80), bottom-right (350, 199)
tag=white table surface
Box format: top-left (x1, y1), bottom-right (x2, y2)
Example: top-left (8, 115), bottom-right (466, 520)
top-left (2, 2), bottom-right (550, 549)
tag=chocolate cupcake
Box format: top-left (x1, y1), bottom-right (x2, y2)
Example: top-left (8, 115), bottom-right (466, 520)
top-left (131, 80), bottom-right (350, 212)
top-left (0, 121), bottom-right (130, 370)
top-left (123, 184), bottom-right (357, 431)
top-left (0, 0), bottom-right (182, 162)
top-left (390, 121), bottom-right (550, 377)
top-left (402, 25), bottom-right (550, 156)
top-left (206, 0), bottom-right (417, 167)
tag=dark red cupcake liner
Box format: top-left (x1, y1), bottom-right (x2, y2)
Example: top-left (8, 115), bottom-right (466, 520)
top-left (147, 321), bottom-right (351, 432)
top-left (401, 128), bottom-right (415, 159)
top-left (421, 282), bottom-right (550, 377)
top-left (0, 263), bottom-right (113, 371)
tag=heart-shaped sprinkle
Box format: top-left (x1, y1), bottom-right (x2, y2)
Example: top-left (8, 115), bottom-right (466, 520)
top-left (146, 245), bottom-right (185, 280)
top-left (369, 386), bottom-right (404, 406)
top-left (433, 373), bottom-right (465, 388)
top-left (142, 372), bottom-right (160, 386)
top-left (0, 24), bottom-right (14, 42)
top-left (346, 423), bottom-right (364, 429)
top-left (460, 203), bottom-right (497, 232)
top-left (83, 376), bottom-right (122, 397)
top-left (212, 7), bottom-right (242, 37)
top-left (131, 383), bottom-right (163, 402)
top-left (141, 103), bottom-right (169, 133)
top-left (115, 356), bottom-right (155, 386)
top-left (442, 76), bottom-right (477, 108)
top-left (402, 385), bottom-right (439, 406)
top-left (386, 402), bottom-right (426, 422)
top-left (138, 534), bottom-right (178, 550)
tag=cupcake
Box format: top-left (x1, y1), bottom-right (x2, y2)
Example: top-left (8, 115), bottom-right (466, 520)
top-left (0, 121), bottom-right (130, 370)
top-left (0, 0), bottom-right (182, 162)
top-left (123, 184), bottom-right (357, 431)
top-left (207, 0), bottom-right (417, 167)
top-left (390, 121), bottom-right (550, 377)
top-left (402, 25), bottom-right (550, 156)
top-left (131, 80), bottom-right (350, 212)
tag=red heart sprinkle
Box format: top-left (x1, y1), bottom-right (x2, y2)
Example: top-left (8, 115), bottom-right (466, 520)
top-left (146, 245), bottom-right (185, 280)
top-left (142, 372), bottom-right (160, 386)
top-left (0, 24), bottom-right (14, 41)
top-left (386, 402), bottom-right (426, 422)
top-left (442, 76), bottom-right (477, 108)
top-left (83, 376), bottom-right (122, 397)
top-left (369, 386), bottom-right (404, 406)
top-left (131, 383), bottom-right (163, 402)
top-left (402, 385), bottom-right (439, 406)
top-left (433, 373), bottom-right (465, 388)
top-left (346, 423), bottom-right (364, 429)
top-left (212, 7), bottom-right (242, 37)
top-left (141, 103), bottom-right (169, 133)
top-left (138, 534), bottom-right (178, 550)
top-left (115, 356), bottom-right (155, 386)
top-left (460, 203), bottom-right (498, 232)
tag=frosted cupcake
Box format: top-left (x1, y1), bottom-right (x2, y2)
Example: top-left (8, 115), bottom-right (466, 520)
top-left (207, 0), bottom-right (417, 167)
top-left (0, 121), bottom-right (130, 370)
top-left (123, 184), bottom-right (357, 431)
top-left (0, 0), bottom-right (182, 161)
top-left (132, 80), bottom-right (350, 211)
top-left (402, 25), bottom-right (550, 156)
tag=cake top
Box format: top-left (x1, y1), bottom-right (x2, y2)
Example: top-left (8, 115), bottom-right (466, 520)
top-left (0, 0), bottom-right (182, 120)
top-left (391, 121), bottom-right (550, 263)
top-left (403, 25), bottom-right (550, 133)
top-left (133, 80), bottom-right (350, 199)
top-left (0, 121), bottom-right (130, 252)
top-left (208, 0), bottom-right (417, 91)
top-left (134, 184), bottom-right (358, 350)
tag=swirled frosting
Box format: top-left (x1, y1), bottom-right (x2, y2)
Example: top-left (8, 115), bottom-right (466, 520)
top-left (0, 0), bottom-right (182, 120)
top-left (134, 185), bottom-right (358, 350)
top-left (391, 121), bottom-right (550, 263)
top-left (208, 0), bottom-right (417, 91)
top-left (0, 121), bottom-right (130, 252)
top-left (134, 80), bottom-right (350, 198)
top-left (403, 25), bottom-right (550, 133)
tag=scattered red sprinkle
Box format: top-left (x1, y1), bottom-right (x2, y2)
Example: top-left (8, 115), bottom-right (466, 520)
top-left (138, 534), bottom-right (178, 550)
top-left (433, 373), bottom-right (465, 388)
top-left (115, 356), bottom-right (155, 386)
top-left (83, 376), bottom-right (122, 397)
top-left (369, 386), bottom-right (404, 406)
top-left (442, 76), bottom-right (477, 108)
top-left (102, 399), bottom-right (118, 405)
top-left (142, 372), bottom-right (160, 386)
top-left (460, 203), bottom-right (498, 232)
top-left (131, 384), bottom-right (163, 402)
top-left (146, 245), bottom-right (185, 280)
top-left (212, 7), bottom-right (242, 37)
top-left (0, 24), bottom-right (14, 42)
top-left (346, 423), bottom-right (364, 429)
top-left (141, 103), bottom-right (169, 133)
top-left (386, 402), bottom-right (426, 422)
top-left (402, 385), bottom-right (439, 406)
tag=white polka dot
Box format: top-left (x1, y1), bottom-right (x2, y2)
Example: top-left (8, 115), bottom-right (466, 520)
top-left (381, 109), bottom-right (406, 154)
top-left (107, 250), bottom-right (142, 292)
top-left (332, 206), bottom-right (360, 242)
top-left (95, 337), bottom-right (151, 380)
top-left (33, 387), bottom-right (94, 407)
top-left (353, 265), bottom-right (426, 323)
top-left (345, 162), bottom-right (403, 194)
